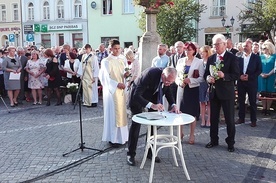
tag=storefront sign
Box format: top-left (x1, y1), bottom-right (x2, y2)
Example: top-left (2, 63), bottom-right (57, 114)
top-left (0, 27), bottom-right (20, 32)
top-left (48, 24), bottom-right (82, 31)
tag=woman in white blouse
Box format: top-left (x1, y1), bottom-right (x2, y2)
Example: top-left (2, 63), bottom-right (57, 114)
top-left (175, 42), bottom-right (204, 144)
top-left (63, 52), bottom-right (81, 84)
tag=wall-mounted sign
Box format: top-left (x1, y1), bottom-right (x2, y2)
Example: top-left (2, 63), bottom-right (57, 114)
top-left (24, 25), bottom-right (33, 34)
top-left (48, 24), bottom-right (82, 31)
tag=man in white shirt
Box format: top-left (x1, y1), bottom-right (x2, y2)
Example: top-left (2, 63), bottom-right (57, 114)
top-left (151, 44), bottom-right (169, 68)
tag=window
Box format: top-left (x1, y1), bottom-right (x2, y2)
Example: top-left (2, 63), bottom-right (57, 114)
top-left (74, 0), bottom-right (82, 18)
top-left (124, 0), bottom-right (134, 14)
top-left (103, 0), bottom-right (112, 15)
top-left (41, 34), bottom-right (51, 48)
top-left (101, 37), bottom-right (119, 47)
top-left (211, 0), bottom-right (226, 17)
top-left (0, 4), bottom-right (6, 22)
top-left (13, 4), bottom-right (19, 21)
top-left (58, 34), bottom-right (64, 46)
top-left (28, 3), bottom-right (34, 20)
top-left (72, 33), bottom-right (83, 48)
top-left (43, 1), bottom-right (50, 20)
top-left (57, 0), bottom-right (64, 19)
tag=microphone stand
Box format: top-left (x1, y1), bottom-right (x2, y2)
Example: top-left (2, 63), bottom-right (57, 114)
top-left (63, 54), bottom-right (103, 157)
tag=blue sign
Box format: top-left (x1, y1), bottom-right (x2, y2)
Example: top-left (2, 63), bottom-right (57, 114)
top-left (9, 34), bottom-right (15, 42)
top-left (26, 34), bottom-right (34, 42)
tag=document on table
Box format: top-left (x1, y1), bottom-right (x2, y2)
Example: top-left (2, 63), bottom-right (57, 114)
top-left (136, 112), bottom-right (165, 120)
top-left (9, 72), bottom-right (21, 80)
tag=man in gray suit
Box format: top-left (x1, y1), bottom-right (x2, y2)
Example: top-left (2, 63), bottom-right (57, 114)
top-left (17, 47), bottom-right (29, 103)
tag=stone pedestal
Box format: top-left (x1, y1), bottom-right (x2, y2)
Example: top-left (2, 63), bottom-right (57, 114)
top-left (139, 8), bottom-right (161, 71)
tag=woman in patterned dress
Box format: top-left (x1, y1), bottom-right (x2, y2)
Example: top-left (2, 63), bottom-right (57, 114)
top-left (25, 51), bottom-right (45, 105)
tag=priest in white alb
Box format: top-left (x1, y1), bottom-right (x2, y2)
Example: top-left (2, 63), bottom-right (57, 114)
top-left (99, 39), bottom-right (129, 146)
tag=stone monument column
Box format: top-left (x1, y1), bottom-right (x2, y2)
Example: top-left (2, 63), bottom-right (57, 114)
top-left (139, 8), bottom-right (161, 71)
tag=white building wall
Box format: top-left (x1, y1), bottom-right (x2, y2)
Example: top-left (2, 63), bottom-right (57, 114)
top-left (197, 0), bottom-right (247, 46)
top-left (21, 0), bottom-right (88, 48)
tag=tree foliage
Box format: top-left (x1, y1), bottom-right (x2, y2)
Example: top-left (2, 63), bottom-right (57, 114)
top-left (138, 0), bottom-right (207, 46)
top-left (238, 0), bottom-right (276, 43)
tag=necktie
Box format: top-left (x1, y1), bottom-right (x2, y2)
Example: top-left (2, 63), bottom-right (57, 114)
top-left (158, 82), bottom-right (163, 104)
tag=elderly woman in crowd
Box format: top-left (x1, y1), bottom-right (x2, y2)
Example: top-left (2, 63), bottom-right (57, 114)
top-left (2, 46), bottom-right (22, 107)
top-left (199, 45), bottom-right (212, 128)
top-left (63, 52), bottom-right (81, 84)
top-left (124, 49), bottom-right (140, 89)
top-left (25, 51), bottom-right (45, 105)
top-left (258, 41), bottom-right (276, 115)
top-left (175, 42), bottom-right (204, 144)
top-left (44, 48), bottom-right (62, 106)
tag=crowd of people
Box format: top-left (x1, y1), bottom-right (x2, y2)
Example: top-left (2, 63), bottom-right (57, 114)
top-left (0, 34), bottom-right (275, 166)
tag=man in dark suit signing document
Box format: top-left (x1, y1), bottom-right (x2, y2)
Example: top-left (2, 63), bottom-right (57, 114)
top-left (204, 34), bottom-right (239, 152)
top-left (127, 67), bottom-right (180, 166)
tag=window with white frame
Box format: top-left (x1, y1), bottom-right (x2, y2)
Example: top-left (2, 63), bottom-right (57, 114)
top-left (124, 0), bottom-right (134, 14)
top-left (57, 0), bottom-right (64, 19)
top-left (0, 4), bottom-right (6, 22)
top-left (247, 0), bottom-right (257, 8)
top-left (74, 0), bottom-right (82, 18)
top-left (28, 3), bottom-right (34, 20)
top-left (43, 1), bottom-right (50, 20)
top-left (13, 4), bottom-right (19, 21)
top-left (103, 0), bottom-right (112, 15)
top-left (211, 0), bottom-right (226, 17)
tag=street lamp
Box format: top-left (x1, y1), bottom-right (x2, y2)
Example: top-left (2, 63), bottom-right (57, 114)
top-left (13, 30), bottom-right (20, 47)
top-left (221, 16), bottom-right (235, 38)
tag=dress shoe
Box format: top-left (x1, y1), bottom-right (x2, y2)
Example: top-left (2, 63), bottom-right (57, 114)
top-left (109, 141), bottom-right (123, 148)
top-left (147, 155), bottom-right (161, 163)
top-left (228, 146), bottom-right (235, 152)
top-left (127, 156), bottom-right (136, 166)
top-left (235, 119), bottom-right (244, 124)
top-left (46, 101), bottom-right (50, 106)
top-left (250, 121), bottom-right (256, 127)
top-left (205, 142), bottom-right (218, 148)
top-left (54, 102), bottom-right (62, 106)
top-left (91, 103), bottom-right (97, 107)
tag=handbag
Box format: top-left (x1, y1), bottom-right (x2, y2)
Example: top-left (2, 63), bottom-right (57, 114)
top-left (193, 69), bottom-right (199, 78)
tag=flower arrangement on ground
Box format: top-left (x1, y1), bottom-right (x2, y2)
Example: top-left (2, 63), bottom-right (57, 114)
top-left (66, 82), bottom-right (79, 93)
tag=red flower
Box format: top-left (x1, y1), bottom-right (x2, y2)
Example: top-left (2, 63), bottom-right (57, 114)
top-left (167, 1), bottom-right (174, 7)
top-left (127, 61), bottom-right (132, 65)
top-left (219, 56), bottom-right (224, 61)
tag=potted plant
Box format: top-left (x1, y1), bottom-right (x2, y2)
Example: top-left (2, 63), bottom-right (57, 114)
top-left (133, 0), bottom-right (174, 9)
top-left (66, 82), bottom-right (79, 103)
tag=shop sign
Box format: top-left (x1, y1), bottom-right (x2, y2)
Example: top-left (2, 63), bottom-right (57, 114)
top-left (48, 24), bottom-right (82, 31)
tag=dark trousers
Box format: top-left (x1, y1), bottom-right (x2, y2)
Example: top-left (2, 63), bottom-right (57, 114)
top-left (127, 105), bottom-right (154, 158)
top-left (210, 96), bottom-right (236, 146)
top-left (237, 83), bottom-right (257, 122)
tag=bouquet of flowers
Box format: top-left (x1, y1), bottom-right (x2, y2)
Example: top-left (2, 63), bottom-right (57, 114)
top-left (209, 56), bottom-right (224, 80)
top-left (66, 82), bottom-right (79, 93)
top-left (125, 61), bottom-right (132, 82)
top-left (179, 65), bottom-right (188, 82)
top-left (133, 0), bottom-right (174, 9)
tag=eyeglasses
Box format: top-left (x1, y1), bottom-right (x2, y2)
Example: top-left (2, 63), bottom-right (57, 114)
top-left (213, 42), bottom-right (223, 46)
top-left (262, 47), bottom-right (267, 50)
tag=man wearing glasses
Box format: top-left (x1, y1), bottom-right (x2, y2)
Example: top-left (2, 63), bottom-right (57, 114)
top-left (204, 34), bottom-right (239, 152)
top-left (126, 67), bottom-right (180, 166)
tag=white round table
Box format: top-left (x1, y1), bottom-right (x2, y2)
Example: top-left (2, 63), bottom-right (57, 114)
top-left (132, 112), bottom-right (195, 183)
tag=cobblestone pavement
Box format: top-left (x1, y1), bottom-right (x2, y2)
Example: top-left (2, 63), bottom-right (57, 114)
top-left (0, 96), bottom-right (275, 183)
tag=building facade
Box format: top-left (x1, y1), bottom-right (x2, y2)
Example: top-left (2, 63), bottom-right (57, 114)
top-left (87, 0), bottom-right (143, 49)
top-left (0, 0), bottom-right (22, 48)
top-left (21, 0), bottom-right (88, 48)
top-left (197, 0), bottom-right (252, 46)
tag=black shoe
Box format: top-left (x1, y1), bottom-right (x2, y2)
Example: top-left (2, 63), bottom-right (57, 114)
top-left (91, 103), bottom-right (97, 107)
top-left (127, 156), bottom-right (136, 166)
top-left (46, 101), bottom-right (50, 106)
top-left (54, 102), bottom-right (62, 106)
top-left (109, 141), bottom-right (122, 148)
top-left (205, 142), bottom-right (218, 148)
top-left (228, 146), bottom-right (235, 152)
top-left (250, 121), bottom-right (257, 127)
top-left (147, 155), bottom-right (161, 163)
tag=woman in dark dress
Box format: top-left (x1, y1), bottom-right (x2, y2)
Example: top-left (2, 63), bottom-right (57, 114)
top-left (44, 48), bottom-right (62, 106)
top-left (175, 42), bottom-right (204, 144)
